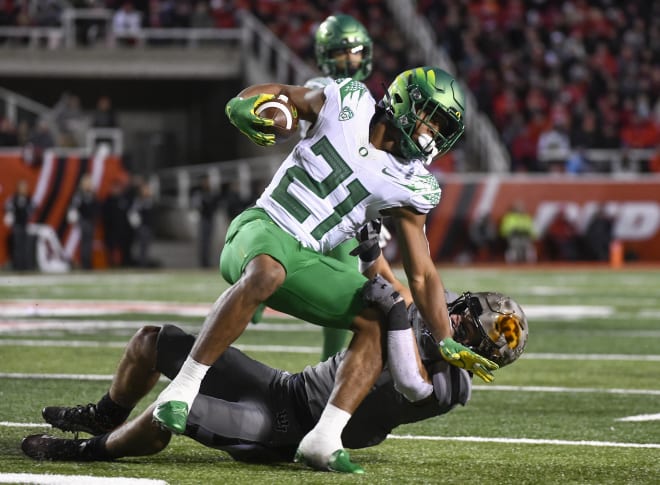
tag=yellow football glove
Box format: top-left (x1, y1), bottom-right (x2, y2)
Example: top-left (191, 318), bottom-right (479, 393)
top-left (439, 337), bottom-right (499, 383)
top-left (225, 94), bottom-right (276, 147)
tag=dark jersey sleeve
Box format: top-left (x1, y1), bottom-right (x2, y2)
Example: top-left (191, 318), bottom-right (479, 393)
top-left (342, 363), bottom-right (471, 449)
top-left (300, 349), bottom-right (472, 450)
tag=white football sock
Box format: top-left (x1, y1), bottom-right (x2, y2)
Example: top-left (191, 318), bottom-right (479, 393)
top-left (156, 356), bottom-right (210, 410)
top-left (298, 403), bottom-right (351, 465)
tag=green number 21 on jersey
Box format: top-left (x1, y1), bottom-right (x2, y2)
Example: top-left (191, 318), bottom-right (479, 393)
top-left (271, 136), bottom-right (369, 240)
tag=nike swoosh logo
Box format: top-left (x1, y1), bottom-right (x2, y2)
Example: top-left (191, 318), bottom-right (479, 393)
top-left (381, 167), bottom-right (402, 179)
top-left (381, 167), bottom-right (440, 195)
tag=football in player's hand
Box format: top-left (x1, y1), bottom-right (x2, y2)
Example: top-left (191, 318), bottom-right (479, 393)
top-left (255, 94), bottom-right (299, 144)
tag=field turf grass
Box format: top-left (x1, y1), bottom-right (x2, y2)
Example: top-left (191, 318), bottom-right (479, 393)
top-left (0, 266), bottom-right (659, 484)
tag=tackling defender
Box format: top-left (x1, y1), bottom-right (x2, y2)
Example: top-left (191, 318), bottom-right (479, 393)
top-left (152, 66), bottom-right (497, 473)
top-left (22, 278), bottom-right (528, 465)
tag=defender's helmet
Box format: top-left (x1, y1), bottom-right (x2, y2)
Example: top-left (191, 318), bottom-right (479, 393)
top-left (382, 66), bottom-right (465, 163)
top-left (315, 14), bottom-right (373, 81)
top-left (448, 292), bottom-right (528, 367)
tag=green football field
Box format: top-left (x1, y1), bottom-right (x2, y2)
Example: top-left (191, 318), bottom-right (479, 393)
top-left (1, 266), bottom-right (659, 484)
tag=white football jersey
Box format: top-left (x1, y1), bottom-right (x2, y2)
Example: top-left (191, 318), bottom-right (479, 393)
top-left (299, 76), bottom-right (334, 138)
top-left (256, 79), bottom-right (441, 253)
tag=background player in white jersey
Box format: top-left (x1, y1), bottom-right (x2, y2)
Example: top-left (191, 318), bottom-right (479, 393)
top-left (21, 279), bottom-right (528, 465)
top-left (152, 66), bottom-right (497, 473)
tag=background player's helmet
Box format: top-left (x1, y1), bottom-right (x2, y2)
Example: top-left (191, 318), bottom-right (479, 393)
top-left (314, 14), bottom-right (373, 81)
top-left (382, 66), bottom-right (465, 163)
top-left (448, 292), bottom-right (528, 367)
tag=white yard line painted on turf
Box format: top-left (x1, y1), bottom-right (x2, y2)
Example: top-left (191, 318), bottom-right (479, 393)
top-left (0, 340), bottom-right (321, 353)
top-left (2, 373), bottom-right (658, 397)
top-left (0, 372), bottom-right (114, 380)
top-left (0, 421), bottom-right (49, 427)
top-left (0, 300), bottom-right (211, 318)
top-left (473, 385), bottom-right (660, 395)
top-left (615, 413), bottom-right (660, 422)
top-left (522, 305), bottom-right (613, 319)
top-left (0, 320), bottom-right (318, 333)
top-left (0, 473), bottom-right (167, 485)
top-left (0, 320), bottom-right (153, 332)
top-left (0, 300), bottom-right (625, 321)
top-left (387, 435), bottom-right (660, 449)
top-left (0, 339), bottom-right (128, 347)
top-left (0, 300), bottom-right (287, 319)
top-left (2, 339), bottom-right (660, 363)
top-left (637, 309), bottom-right (660, 319)
top-left (523, 352), bottom-right (660, 361)
top-left (11, 319), bottom-right (658, 337)
top-left (0, 274), bottom-right (164, 287)
top-left (2, 421), bottom-right (658, 451)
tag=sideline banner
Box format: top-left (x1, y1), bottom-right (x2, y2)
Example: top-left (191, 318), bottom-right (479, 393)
top-left (426, 175), bottom-right (660, 262)
top-left (0, 151), bottom-right (128, 268)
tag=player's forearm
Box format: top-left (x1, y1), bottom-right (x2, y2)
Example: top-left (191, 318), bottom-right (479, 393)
top-left (409, 273), bottom-right (452, 342)
top-left (387, 323), bottom-right (433, 402)
top-left (363, 277), bottom-right (432, 402)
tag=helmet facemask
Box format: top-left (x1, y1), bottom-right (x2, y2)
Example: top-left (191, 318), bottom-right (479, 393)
top-left (449, 292), bottom-right (528, 367)
top-left (323, 44), bottom-right (372, 81)
top-left (382, 67), bottom-right (466, 164)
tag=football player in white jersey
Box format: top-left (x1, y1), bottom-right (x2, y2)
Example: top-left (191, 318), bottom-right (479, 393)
top-left (307, 14), bottom-right (373, 362)
top-left (251, 13), bottom-right (374, 361)
top-left (152, 66), bottom-right (498, 473)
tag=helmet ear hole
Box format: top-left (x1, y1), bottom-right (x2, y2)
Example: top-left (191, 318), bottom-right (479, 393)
top-left (409, 87), bottom-right (422, 102)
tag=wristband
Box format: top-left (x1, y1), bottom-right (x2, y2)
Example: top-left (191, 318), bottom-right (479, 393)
top-left (358, 242), bottom-right (381, 263)
top-left (387, 300), bottom-right (409, 331)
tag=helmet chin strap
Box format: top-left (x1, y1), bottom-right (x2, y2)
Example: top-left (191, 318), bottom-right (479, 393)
top-left (417, 133), bottom-right (439, 165)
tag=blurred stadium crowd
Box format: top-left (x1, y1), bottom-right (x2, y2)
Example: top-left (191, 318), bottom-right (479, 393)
top-left (1, 0), bottom-right (658, 173)
top-left (420, 0), bottom-right (659, 173)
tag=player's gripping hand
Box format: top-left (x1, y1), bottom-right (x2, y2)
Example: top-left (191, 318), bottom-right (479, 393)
top-left (350, 219), bottom-right (386, 260)
top-left (439, 337), bottom-right (499, 383)
top-left (225, 94), bottom-right (276, 147)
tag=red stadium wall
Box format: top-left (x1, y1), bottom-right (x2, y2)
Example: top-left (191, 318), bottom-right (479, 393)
top-left (0, 151), bottom-right (129, 268)
top-left (426, 176), bottom-right (660, 262)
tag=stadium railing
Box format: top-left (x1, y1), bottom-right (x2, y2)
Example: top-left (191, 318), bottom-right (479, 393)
top-left (156, 154), bottom-right (281, 210)
top-left (154, 147), bottom-right (656, 213)
top-left (384, 0), bottom-right (511, 173)
top-left (0, 86), bottom-right (51, 124)
top-left (0, 9), bottom-right (242, 49)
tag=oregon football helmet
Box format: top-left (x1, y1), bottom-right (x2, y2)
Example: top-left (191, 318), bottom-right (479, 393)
top-left (382, 66), bottom-right (466, 163)
top-left (448, 292), bottom-right (528, 367)
top-left (314, 14), bottom-right (372, 81)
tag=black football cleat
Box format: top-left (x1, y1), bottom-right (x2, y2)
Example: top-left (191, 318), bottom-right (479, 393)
top-left (21, 434), bottom-right (94, 461)
top-left (42, 404), bottom-right (114, 436)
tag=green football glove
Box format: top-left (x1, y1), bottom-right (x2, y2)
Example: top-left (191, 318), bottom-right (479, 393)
top-left (225, 94), bottom-right (276, 147)
top-left (439, 337), bottom-right (499, 383)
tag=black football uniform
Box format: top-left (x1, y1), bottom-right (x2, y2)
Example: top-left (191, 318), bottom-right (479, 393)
top-left (156, 316), bottom-right (471, 463)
